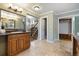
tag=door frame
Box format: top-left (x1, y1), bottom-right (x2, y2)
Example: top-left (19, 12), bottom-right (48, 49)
top-left (39, 16), bottom-right (48, 41)
top-left (59, 18), bottom-right (72, 40)
top-left (58, 15), bottom-right (79, 55)
top-left (58, 16), bottom-right (73, 40)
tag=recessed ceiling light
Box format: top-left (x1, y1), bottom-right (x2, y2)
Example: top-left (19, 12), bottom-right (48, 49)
top-left (33, 5), bottom-right (41, 11)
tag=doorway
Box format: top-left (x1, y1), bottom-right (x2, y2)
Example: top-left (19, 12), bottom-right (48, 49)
top-left (59, 18), bottom-right (72, 40)
top-left (43, 18), bottom-right (47, 39)
top-left (41, 18), bottom-right (47, 40)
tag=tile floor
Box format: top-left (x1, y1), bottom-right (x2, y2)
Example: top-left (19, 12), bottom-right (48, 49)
top-left (17, 39), bottom-right (72, 56)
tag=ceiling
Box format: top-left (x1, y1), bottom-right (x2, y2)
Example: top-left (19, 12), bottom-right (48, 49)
top-left (14, 3), bottom-right (79, 15)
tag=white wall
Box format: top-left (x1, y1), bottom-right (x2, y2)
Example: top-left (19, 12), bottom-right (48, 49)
top-left (59, 21), bottom-right (69, 34)
top-left (39, 12), bottom-right (56, 42)
top-left (47, 13), bottom-right (53, 41)
top-left (53, 14), bottom-right (59, 40)
top-left (40, 19), bottom-right (45, 39)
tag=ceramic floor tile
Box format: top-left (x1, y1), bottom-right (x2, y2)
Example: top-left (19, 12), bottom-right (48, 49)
top-left (17, 39), bottom-right (72, 56)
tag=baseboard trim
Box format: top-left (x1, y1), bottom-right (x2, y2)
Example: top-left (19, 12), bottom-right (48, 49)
top-left (47, 39), bottom-right (59, 43)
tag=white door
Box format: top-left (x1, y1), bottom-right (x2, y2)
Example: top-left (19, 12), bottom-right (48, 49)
top-left (41, 19), bottom-right (45, 39)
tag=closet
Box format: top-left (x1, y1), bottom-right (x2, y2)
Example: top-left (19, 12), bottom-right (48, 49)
top-left (59, 18), bottom-right (72, 40)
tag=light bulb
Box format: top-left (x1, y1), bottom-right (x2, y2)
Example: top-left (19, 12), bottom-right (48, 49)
top-left (18, 8), bottom-right (23, 11)
top-left (9, 3), bottom-right (13, 7)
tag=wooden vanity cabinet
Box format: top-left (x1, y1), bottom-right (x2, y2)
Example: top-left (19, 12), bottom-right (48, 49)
top-left (73, 36), bottom-right (79, 56)
top-left (7, 33), bottom-right (30, 56)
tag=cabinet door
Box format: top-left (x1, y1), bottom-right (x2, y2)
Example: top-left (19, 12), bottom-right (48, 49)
top-left (24, 41), bottom-right (30, 49)
top-left (18, 38), bottom-right (24, 51)
top-left (24, 35), bottom-right (30, 49)
top-left (8, 36), bottom-right (18, 56)
top-left (8, 33), bottom-right (30, 56)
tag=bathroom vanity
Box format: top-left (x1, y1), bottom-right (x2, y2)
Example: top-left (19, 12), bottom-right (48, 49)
top-left (0, 32), bottom-right (30, 56)
top-left (0, 9), bottom-right (30, 56)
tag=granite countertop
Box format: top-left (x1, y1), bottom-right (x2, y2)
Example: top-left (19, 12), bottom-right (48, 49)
top-left (0, 31), bottom-right (31, 36)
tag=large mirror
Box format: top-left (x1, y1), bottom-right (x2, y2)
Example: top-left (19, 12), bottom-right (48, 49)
top-left (0, 10), bottom-right (25, 32)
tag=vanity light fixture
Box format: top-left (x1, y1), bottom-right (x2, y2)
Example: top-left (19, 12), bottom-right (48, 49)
top-left (8, 4), bottom-right (23, 13)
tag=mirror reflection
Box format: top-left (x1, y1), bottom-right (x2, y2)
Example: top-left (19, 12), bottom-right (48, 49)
top-left (26, 14), bottom-right (38, 31)
top-left (0, 10), bottom-right (25, 33)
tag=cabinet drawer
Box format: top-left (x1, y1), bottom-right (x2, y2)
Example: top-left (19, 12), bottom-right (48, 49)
top-left (18, 34), bottom-right (30, 41)
top-left (8, 35), bottom-right (17, 39)
top-left (17, 34), bottom-right (26, 36)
